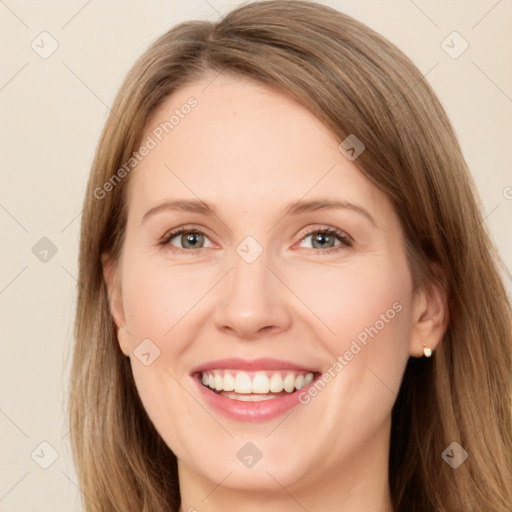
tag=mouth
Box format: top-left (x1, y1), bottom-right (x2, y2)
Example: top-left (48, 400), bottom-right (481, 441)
top-left (191, 359), bottom-right (321, 421)
top-left (198, 369), bottom-right (315, 400)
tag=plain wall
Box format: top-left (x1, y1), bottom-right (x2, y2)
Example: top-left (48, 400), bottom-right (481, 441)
top-left (1, 0), bottom-right (511, 510)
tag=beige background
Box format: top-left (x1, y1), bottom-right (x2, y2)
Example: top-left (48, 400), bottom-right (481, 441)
top-left (1, 0), bottom-right (511, 510)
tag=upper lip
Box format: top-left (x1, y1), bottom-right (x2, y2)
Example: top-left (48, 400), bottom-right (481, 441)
top-left (191, 358), bottom-right (319, 375)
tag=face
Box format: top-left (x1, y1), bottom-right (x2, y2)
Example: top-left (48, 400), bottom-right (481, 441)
top-left (106, 74), bottom-right (426, 501)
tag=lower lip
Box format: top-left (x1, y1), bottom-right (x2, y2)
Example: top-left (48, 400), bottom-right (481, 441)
top-left (194, 376), bottom-right (317, 422)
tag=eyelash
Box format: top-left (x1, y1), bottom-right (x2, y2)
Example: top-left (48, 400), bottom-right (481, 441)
top-left (159, 225), bottom-right (353, 256)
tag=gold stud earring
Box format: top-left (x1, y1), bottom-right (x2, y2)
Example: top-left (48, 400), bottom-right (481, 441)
top-left (423, 342), bottom-right (432, 358)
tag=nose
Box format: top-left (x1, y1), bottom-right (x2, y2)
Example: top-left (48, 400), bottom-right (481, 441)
top-left (213, 248), bottom-right (293, 340)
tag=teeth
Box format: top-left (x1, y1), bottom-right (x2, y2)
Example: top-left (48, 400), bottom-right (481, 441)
top-left (200, 369), bottom-right (315, 395)
top-left (214, 373), bottom-right (223, 391)
top-left (251, 373), bottom-right (269, 394)
top-left (283, 373), bottom-right (295, 392)
top-left (269, 373), bottom-right (284, 392)
top-left (222, 391), bottom-right (280, 402)
top-left (234, 372), bottom-right (252, 393)
top-left (223, 372), bottom-right (235, 391)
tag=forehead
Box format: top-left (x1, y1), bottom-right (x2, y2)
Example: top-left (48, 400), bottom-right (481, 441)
top-left (126, 74), bottom-right (391, 224)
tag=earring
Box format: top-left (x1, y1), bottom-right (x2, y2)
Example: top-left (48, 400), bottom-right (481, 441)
top-left (423, 342), bottom-right (432, 358)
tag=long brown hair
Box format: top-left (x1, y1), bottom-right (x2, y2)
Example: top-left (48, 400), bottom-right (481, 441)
top-left (70, 1), bottom-right (512, 510)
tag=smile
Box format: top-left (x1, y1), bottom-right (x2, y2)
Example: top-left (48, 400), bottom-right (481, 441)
top-left (201, 369), bottom-right (314, 400)
top-left (191, 358), bottom-right (320, 421)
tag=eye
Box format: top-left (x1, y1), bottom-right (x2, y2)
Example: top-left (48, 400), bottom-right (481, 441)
top-left (160, 227), bottom-right (213, 254)
top-left (297, 226), bottom-right (352, 255)
top-left (159, 225), bottom-right (352, 256)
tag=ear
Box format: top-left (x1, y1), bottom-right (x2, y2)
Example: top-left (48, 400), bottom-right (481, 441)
top-left (409, 268), bottom-right (449, 358)
top-left (102, 252), bottom-right (130, 357)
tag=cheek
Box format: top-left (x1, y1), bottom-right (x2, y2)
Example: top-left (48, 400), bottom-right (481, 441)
top-left (118, 254), bottom-right (206, 454)
top-left (121, 253), bottom-right (215, 342)
top-left (294, 257), bottom-right (412, 422)
top-left (295, 257), bottom-right (411, 344)
top-left (117, 252), bottom-right (221, 439)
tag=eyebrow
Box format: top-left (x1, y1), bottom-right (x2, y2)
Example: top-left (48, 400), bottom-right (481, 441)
top-left (142, 198), bottom-right (376, 226)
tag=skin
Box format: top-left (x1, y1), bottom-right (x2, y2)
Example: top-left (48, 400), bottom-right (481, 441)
top-left (104, 73), bottom-right (448, 512)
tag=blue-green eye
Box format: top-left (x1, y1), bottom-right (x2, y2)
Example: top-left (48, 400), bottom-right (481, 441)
top-left (297, 227), bottom-right (352, 254)
top-left (160, 225), bottom-right (352, 256)
top-left (161, 228), bottom-right (212, 253)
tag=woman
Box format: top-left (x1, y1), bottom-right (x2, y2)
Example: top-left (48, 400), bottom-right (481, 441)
top-left (69, 1), bottom-right (512, 511)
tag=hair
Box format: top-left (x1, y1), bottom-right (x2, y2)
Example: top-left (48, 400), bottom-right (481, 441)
top-left (69, 1), bottom-right (512, 511)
